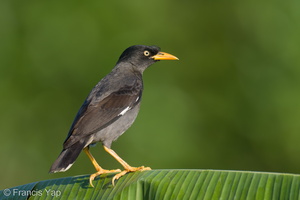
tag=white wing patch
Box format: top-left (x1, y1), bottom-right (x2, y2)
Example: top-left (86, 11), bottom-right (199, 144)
top-left (118, 106), bottom-right (131, 116)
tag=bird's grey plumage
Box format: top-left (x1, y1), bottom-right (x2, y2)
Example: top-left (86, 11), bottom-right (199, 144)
top-left (49, 45), bottom-right (161, 173)
top-left (64, 69), bottom-right (143, 149)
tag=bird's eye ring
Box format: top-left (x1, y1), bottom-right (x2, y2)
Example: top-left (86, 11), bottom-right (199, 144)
top-left (144, 50), bottom-right (150, 57)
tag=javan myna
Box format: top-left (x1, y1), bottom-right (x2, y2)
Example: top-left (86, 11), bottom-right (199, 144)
top-left (49, 45), bottom-right (179, 186)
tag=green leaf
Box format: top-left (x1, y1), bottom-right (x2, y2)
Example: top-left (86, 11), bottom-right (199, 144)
top-left (1, 170), bottom-right (300, 199)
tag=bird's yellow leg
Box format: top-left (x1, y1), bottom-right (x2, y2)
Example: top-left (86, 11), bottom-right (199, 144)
top-left (103, 146), bottom-right (151, 185)
top-left (83, 147), bottom-right (121, 187)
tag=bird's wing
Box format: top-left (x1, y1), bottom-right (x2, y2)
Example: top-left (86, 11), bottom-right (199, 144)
top-left (63, 80), bottom-right (142, 148)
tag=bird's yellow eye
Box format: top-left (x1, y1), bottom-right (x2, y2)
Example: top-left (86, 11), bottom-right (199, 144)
top-left (144, 50), bottom-right (150, 57)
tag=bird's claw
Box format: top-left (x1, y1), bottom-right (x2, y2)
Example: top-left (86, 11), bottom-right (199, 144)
top-left (112, 166), bottom-right (151, 186)
top-left (89, 168), bottom-right (121, 187)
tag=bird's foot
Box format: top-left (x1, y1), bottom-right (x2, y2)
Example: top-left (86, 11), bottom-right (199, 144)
top-left (112, 166), bottom-right (151, 186)
top-left (89, 168), bottom-right (121, 187)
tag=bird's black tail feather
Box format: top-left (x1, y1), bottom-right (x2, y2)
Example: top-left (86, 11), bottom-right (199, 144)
top-left (49, 141), bottom-right (86, 173)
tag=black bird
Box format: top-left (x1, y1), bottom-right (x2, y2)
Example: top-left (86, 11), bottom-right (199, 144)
top-left (49, 45), bottom-right (178, 186)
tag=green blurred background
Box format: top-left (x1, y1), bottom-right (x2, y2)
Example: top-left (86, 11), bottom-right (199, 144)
top-left (1, 0), bottom-right (300, 189)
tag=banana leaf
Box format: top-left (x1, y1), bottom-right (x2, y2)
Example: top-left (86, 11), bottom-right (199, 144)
top-left (1, 169), bottom-right (300, 199)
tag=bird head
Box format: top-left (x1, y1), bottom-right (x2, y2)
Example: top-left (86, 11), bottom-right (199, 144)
top-left (116, 45), bottom-right (178, 73)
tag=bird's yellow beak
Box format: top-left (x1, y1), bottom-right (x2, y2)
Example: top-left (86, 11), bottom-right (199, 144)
top-left (152, 52), bottom-right (179, 60)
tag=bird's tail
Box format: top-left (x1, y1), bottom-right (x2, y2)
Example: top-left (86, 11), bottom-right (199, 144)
top-left (49, 141), bottom-right (86, 173)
